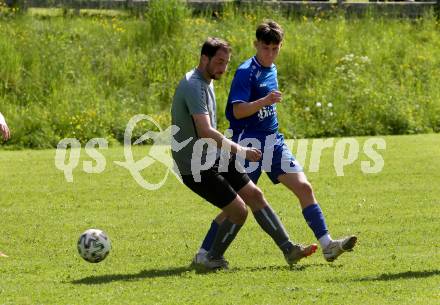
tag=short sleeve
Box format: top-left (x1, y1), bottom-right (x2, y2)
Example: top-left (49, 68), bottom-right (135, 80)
top-left (0, 112), bottom-right (5, 126)
top-left (229, 68), bottom-right (251, 104)
top-left (185, 82), bottom-right (208, 115)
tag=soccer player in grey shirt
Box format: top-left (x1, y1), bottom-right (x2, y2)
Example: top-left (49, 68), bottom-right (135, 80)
top-left (171, 37), bottom-right (317, 270)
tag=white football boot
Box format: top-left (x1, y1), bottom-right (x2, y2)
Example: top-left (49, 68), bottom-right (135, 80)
top-left (323, 235), bottom-right (357, 262)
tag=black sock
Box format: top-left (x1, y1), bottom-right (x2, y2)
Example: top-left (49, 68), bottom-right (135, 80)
top-left (208, 218), bottom-right (242, 259)
top-left (253, 206), bottom-right (292, 254)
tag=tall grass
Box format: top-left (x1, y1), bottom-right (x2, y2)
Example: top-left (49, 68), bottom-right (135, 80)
top-left (146, 0), bottom-right (189, 41)
top-left (1, 3), bottom-right (440, 148)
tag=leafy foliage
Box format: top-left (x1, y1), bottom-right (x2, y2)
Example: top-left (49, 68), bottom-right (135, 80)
top-left (1, 7), bottom-right (440, 147)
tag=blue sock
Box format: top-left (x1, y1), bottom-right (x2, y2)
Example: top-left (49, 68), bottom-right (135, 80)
top-left (200, 220), bottom-right (219, 252)
top-left (302, 203), bottom-right (329, 240)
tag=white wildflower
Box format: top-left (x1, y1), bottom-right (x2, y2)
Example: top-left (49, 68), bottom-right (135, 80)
top-left (360, 56), bottom-right (370, 64)
top-left (342, 53), bottom-right (355, 62)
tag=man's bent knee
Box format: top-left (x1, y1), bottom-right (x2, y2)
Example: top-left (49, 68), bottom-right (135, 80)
top-left (242, 185), bottom-right (266, 211)
top-left (298, 180), bottom-right (314, 197)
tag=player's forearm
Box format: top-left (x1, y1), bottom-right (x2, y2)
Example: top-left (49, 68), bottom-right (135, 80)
top-left (200, 127), bottom-right (243, 155)
top-left (233, 98), bottom-right (267, 119)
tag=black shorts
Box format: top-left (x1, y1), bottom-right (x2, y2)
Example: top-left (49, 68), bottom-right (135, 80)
top-left (181, 156), bottom-right (250, 208)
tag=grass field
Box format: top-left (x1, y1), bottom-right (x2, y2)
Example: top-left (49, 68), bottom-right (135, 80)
top-left (0, 134), bottom-right (439, 304)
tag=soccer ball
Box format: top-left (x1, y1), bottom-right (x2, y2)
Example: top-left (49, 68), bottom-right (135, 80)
top-left (77, 229), bottom-right (111, 263)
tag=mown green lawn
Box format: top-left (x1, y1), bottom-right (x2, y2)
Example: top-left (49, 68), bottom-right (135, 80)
top-left (0, 134), bottom-right (439, 304)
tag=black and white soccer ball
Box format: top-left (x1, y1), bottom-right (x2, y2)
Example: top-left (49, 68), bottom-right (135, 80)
top-left (77, 229), bottom-right (111, 263)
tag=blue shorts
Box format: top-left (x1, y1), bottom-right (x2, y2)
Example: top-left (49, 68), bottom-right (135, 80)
top-left (232, 131), bottom-right (303, 184)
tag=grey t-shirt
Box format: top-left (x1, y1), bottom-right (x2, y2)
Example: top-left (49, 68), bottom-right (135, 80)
top-left (171, 69), bottom-right (218, 175)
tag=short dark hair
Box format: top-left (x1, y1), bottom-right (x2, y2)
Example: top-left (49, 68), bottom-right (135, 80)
top-left (256, 20), bottom-right (284, 45)
top-left (201, 37), bottom-right (231, 59)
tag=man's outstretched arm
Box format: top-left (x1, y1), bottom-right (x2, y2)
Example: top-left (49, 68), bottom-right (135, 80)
top-left (0, 112), bottom-right (10, 141)
top-left (192, 113), bottom-right (261, 162)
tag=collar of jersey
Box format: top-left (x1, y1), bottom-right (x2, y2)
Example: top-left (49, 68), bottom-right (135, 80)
top-left (194, 68), bottom-right (212, 85)
top-left (252, 56), bottom-right (274, 70)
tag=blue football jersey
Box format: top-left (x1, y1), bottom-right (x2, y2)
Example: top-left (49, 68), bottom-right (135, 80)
top-left (226, 56), bottom-right (279, 133)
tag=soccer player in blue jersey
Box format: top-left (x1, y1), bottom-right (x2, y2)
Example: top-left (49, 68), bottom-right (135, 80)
top-left (195, 21), bottom-right (357, 263)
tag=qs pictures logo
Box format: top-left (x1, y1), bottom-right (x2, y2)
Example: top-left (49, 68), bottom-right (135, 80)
top-left (55, 114), bottom-right (387, 190)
